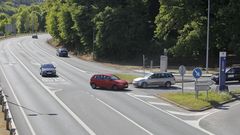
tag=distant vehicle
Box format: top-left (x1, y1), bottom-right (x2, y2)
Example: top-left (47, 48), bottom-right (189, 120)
top-left (32, 34), bottom-right (38, 39)
top-left (90, 74), bottom-right (128, 90)
top-left (211, 67), bottom-right (240, 84)
top-left (40, 64), bottom-right (56, 77)
top-left (132, 72), bottom-right (175, 88)
top-left (56, 48), bottom-right (68, 57)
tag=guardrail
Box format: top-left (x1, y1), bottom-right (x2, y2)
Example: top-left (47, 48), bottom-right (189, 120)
top-left (0, 89), bottom-right (18, 135)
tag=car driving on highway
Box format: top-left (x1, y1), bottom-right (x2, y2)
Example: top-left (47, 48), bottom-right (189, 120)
top-left (32, 34), bottom-right (38, 39)
top-left (90, 74), bottom-right (128, 90)
top-left (56, 47), bottom-right (68, 57)
top-left (211, 67), bottom-right (240, 84)
top-left (40, 63), bottom-right (56, 77)
top-left (132, 72), bottom-right (175, 88)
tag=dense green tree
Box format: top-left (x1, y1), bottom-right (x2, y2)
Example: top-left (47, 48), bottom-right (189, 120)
top-left (46, 6), bottom-right (60, 39)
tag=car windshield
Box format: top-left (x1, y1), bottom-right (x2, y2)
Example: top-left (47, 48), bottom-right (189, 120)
top-left (144, 73), bottom-right (154, 78)
top-left (42, 64), bottom-right (54, 68)
top-left (60, 48), bottom-right (67, 51)
top-left (111, 75), bottom-right (120, 80)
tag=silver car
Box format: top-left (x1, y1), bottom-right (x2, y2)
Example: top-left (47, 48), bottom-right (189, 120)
top-left (133, 72), bottom-right (175, 88)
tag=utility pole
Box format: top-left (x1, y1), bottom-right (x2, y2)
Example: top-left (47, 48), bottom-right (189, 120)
top-left (206, 0), bottom-right (210, 73)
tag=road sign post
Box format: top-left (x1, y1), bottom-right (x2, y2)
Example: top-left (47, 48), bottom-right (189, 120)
top-left (193, 68), bottom-right (203, 98)
top-left (217, 52), bottom-right (228, 91)
top-left (179, 65), bottom-right (186, 93)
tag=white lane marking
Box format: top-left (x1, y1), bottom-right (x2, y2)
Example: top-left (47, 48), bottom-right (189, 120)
top-left (127, 93), bottom-right (214, 135)
top-left (167, 110), bottom-right (209, 116)
top-left (8, 44), bottom-right (96, 135)
top-left (148, 102), bottom-right (172, 106)
top-left (30, 61), bottom-right (40, 66)
top-left (134, 95), bottom-right (156, 99)
top-left (41, 78), bottom-right (65, 83)
top-left (96, 98), bottom-right (154, 135)
top-left (0, 65), bottom-right (36, 135)
top-left (32, 42), bottom-right (86, 73)
top-left (185, 120), bottom-right (199, 128)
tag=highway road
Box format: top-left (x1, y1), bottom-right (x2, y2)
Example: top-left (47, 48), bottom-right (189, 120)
top-left (0, 34), bottom-right (237, 135)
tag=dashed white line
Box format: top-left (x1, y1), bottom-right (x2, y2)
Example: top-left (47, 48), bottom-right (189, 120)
top-left (32, 42), bottom-right (87, 73)
top-left (127, 93), bottom-right (214, 135)
top-left (0, 65), bottom-right (36, 135)
top-left (96, 98), bottom-right (154, 135)
top-left (9, 43), bottom-right (96, 135)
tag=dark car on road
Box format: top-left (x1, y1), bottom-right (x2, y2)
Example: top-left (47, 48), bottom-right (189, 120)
top-left (32, 34), bottom-right (38, 39)
top-left (40, 64), bottom-right (56, 77)
top-left (90, 74), bottom-right (128, 90)
top-left (56, 48), bottom-right (68, 57)
top-left (211, 67), bottom-right (240, 84)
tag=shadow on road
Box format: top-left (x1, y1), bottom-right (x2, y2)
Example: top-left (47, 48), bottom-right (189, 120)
top-left (93, 88), bottom-right (132, 92)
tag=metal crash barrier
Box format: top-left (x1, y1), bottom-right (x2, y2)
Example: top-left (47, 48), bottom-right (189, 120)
top-left (0, 89), bottom-right (18, 135)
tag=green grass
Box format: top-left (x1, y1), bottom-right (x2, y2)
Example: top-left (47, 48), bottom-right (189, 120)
top-left (159, 91), bottom-right (233, 110)
top-left (114, 73), bottom-right (140, 83)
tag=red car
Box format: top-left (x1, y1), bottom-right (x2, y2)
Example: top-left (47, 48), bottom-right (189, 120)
top-left (90, 74), bottom-right (128, 90)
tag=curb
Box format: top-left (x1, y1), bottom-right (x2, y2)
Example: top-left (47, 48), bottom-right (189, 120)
top-left (156, 93), bottom-right (240, 112)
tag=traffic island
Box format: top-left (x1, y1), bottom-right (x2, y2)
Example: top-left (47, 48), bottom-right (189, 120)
top-left (157, 90), bottom-right (240, 111)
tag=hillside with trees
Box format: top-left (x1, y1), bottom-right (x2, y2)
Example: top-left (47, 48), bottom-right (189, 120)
top-left (1, 0), bottom-right (240, 67)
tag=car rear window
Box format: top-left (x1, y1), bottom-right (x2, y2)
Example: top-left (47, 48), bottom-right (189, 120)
top-left (42, 64), bottom-right (54, 68)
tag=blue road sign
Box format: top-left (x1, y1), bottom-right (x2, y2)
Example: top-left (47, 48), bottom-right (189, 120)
top-left (219, 52), bottom-right (227, 91)
top-left (193, 68), bottom-right (202, 79)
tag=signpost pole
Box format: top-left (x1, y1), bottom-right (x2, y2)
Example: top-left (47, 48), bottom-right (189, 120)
top-left (218, 52), bottom-right (228, 91)
top-left (182, 75), bottom-right (184, 94)
top-left (179, 65), bottom-right (186, 94)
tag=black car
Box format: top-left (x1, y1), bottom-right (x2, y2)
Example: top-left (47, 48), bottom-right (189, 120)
top-left (211, 67), bottom-right (240, 84)
top-left (32, 34), bottom-right (38, 39)
top-left (56, 48), bottom-right (68, 57)
top-left (40, 64), bottom-right (56, 77)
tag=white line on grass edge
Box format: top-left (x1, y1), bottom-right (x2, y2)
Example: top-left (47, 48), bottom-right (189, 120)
top-left (127, 93), bottom-right (215, 135)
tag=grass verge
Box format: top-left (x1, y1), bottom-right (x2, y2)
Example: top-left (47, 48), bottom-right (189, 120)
top-left (159, 91), bottom-right (236, 111)
top-left (114, 73), bottom-right (140, 83)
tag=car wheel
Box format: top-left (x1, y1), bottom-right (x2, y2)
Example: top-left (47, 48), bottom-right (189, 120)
top-left (91, 83), bottom-right (96, 89)
top-left (165, 81), bottom-right (171, 88)
top-left (112, 85), bottom-right (118, 90)
top-left (141, 82), bottom-right (148, 88)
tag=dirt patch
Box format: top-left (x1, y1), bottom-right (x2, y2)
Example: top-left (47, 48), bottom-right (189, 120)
top-left (0, 106), bottom-right (9, 135)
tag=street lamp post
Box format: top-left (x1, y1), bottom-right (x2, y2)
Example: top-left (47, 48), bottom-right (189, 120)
top-left (206, 0), bottom-right (210, 73)
top-left (92, 28), bottom-right (95, 60)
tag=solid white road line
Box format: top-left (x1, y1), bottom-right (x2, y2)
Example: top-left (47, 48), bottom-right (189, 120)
top-left (167, 110), bottom-right (209, 116)
top-left (96, 98), bottom-right (154, 135)
top-left (148, 102), bottom-right (172, 106)
top-left (127, 93), bottom-right (214, 135)
top-left (8, 44), bottom-right (96, 135)
top-left (134, 95), bottom-right (157, 99)
top-left (0, 65), bottom-right (36, 135)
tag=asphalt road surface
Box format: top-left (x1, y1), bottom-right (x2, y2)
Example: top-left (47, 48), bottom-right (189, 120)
top-left (0, 34), bottom-right (238, 135)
